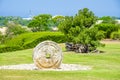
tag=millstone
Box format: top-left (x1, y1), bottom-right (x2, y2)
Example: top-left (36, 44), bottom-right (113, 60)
top-left (33, 41), bottom-right (62, 69)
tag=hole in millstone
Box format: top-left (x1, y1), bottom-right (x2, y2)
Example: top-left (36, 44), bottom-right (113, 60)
top-left (46, 53), bottom-right (51, 59)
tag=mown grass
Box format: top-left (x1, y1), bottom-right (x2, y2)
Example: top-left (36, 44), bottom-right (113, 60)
top-left (0, 42), bottom-right (120, 80)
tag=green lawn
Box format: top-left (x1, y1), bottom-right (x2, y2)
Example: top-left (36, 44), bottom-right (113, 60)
top-left (0, 42), bottom-right (120, 80)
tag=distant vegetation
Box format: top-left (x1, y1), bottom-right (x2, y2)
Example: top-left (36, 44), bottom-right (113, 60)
top-left (97, 16), bottom-right (120, 39)
top-left (0, 32), bottom-right (65, 53)
top-left (0, 16), bottom-right (31, 26)
top-left (28, 14), bottom-right (64, 32)
top-left (0, 8), bottom-right (120, 53)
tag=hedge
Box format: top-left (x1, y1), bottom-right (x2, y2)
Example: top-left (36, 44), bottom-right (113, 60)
top-left (0, 32), bottom-right (66, 53)
top-left (110, 30), bottom-right (120, 40)
top-left (23, 34), bottom-right (66, 49)
top-left (0, 45), bottom-right (23, 53)
top-left (94, 23), bottom-right (120, 38)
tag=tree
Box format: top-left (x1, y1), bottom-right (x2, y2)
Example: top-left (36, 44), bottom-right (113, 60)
top-left (99, 16), bottom-right (117, 24)
top-left (0, 16), bottom-right (31, 26)
top-left (52, 15), bottom-right (65, 27)
top-left (73, 8), bottom-right (97, 28)
top-left (58, 16), bottom-right (73, 37)
top-left (28, 14), bottom-right (53, 32)
top-left (58, 8), bottom-right (104, 53)
top-left (5, 22), bottom-right (28, 39)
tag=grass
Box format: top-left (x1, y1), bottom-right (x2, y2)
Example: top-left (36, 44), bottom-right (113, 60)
top-left (0, 42), bottom-right (120, 80)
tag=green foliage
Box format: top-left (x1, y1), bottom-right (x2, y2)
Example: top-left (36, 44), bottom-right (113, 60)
top-left (59, 8), bottom-right (97, 33)
top-left (99, 16), bottom-right (117, 24)
top-left (74, 28), bottom-right (105, 51)
top-left (94, 23), bottom-right (119, 38)
top-left (5, 22), bottom-right (29, 40)
top-left (59, 8), bottom-right (98, 40)
top-left (0, 16), bottom-right (31, 26)
top-left (22, 32), bottom-right (66, 49)
top-left (52, 15), bottom-right (65, 27)
top-left (59, 16), bottom-right (73, 35)
top-left (0, 32), bottom-right (3, 44)
top-left (0, 45), bottom-right (22, 53)
top-left (58, 8), bottom-right (103, 52)
top-left (110, 30), bottom-right (120, 40)
top-left (73, 8), bottom-right (97, 28)
top-left (7, 24), bottom-right (28, 35)
top-left (0, 32), bottom-right (65, 53)
top-left (28, 14), bottom-right (53, 32)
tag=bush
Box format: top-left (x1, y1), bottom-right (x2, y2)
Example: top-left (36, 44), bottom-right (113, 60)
top-left (110, 30), bottom-right (120, 40)
top-left (0, 45), bottom-right (23, 53)
top-left (5, 23), bottom-right (29, 39)
top-left (0, 32), bottom-right (66, 53)
top-left (94, 23), bottom-right (119, 38)
top-left (22, 32), bottom-right (66, 49)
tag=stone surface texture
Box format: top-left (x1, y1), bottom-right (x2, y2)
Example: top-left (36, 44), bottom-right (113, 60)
top-left (33, 41), bottom-right (62, 69)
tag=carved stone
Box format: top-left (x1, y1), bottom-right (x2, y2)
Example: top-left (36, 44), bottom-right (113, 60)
top-left (33, 41), bottom-right (62, 69)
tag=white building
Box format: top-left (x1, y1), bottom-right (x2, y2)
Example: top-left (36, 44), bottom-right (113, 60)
top-left (22, 17), bottom-right (32, 20)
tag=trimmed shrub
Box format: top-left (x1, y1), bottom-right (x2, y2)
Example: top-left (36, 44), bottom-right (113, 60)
top-left (0, 45), bottom-right (23, 53)
top-left (22, 32), bottom-right (66, 49)
top-left (110, 31), bottom-right (120, 40)
top-left (0, 32), bottom-right (66, 53)
top-left (94, 23), bottom-right (119, 38)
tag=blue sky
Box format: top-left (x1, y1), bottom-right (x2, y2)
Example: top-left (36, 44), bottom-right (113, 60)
top-left (0, 0), bottom-right (120, 17)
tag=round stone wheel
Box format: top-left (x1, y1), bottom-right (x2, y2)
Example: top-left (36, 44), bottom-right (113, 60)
top-left (33, 41), bottom-right (62, 69)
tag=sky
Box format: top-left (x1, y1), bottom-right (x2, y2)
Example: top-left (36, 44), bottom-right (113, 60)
top-left (0, 0), bottom-right (120, 17)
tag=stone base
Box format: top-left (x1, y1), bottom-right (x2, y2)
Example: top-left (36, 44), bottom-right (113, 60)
top-left (0, 64), bottom-right (92, 71)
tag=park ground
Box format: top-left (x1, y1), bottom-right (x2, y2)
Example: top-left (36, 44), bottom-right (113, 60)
top-left (0, 40), bottom-right (120, 80)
